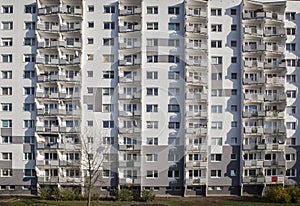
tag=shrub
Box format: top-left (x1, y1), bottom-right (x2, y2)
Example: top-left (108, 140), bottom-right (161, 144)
top-left (265, 186), bottom-right (291, 203)
top-left (38, 187), bottom-right (52, 200)
top-left (115, 188), bottom-right (134, 201)
top-left (289, 186), bottom-right (300, 203)
top-left (60, 188), bottom-right (79, 201)
top-left (139, 189), bottom-right (155, 202)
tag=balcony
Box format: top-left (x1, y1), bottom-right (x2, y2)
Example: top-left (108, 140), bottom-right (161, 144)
top-left (186, 77), bottom-right (207, 85)
top-left (244, 27), bottom-right (263, 36)
top-left (186, 161), bottom-right (207, 168)
top-left (264, 94), bottom-right (286, 102)
top-left (244, 126), bottom-right (264, 134)
top-left (38, 176), bottom-right (59, 183)
top-left (186, 93), bottom-right (208, 101)
top-left (244, 93), bottom-right (264, 101)
top-left (265, 44), bottom-right (285, 53)
top-left (119, 25), bottom-right (141, 33)
top-left (265, 77), bottom-right (285, 85)
top-left (186, 144), bottom-right (207, 152)
top-left (243, 77), bottom-right (264, 85)
top-left (186, 178), bottom-right (206, 185)
top-left (264, 28), bottom-right (285, 37)
top-left (265, 111), bottom-right (284, 118)
top-left (119, 110), bottom-right (141, 117)
top-left (186, 42), bottom-right (208, 50)
top-left (37, 23), bottom-right (81, 32)
top-left (243, 44), bottom-right (265, 52)
top-left (244, 160), bottom-right (263, 167)
top-left (119, 92), bottom-right (141, 100)
top-left (119, 42), bottom-right (141, 50)
top-left (119, 8), bottom-right (141, 16)
top-left (243, 176), bottom-right (265, 184)
top-left (36, 126), bottom-right (59, 133)
top-left (263, 160), bottom-right (285, 167)
top-left (119, 161), bottom-right (141, 168)
top-left (264, 62), bottom-right (286, 69)
top-left (264, 127), bottom-right (286, 134)
top-left (36, 160), bottom-right (59, 166)
top-left (242, 111), bottom-right (265, 118)
top-left (186, 111), bottom-right (207, 118)
top-left (186, 26), bottom-right (207, 34)
top-left (119, 127), bottom-right (141, 134)
top-left (60, 126), bottom-right (80, 133)
top-left (119, 178), bottom-right (141, 185)
top-left (38, 6), bottom-right (82, 15)
top-left (186, 127), bottom-right (207, 135)
top-left (265, 176), bottom-right (284, 184)
top-left (59, 160), bottom-right (80, 167)
top-left (243, 11), bottom-right (266, 19)
top-left (36, 57), bottom-right (80, 65)
top-left (119, 144), bottom-right (141, 151)
top-left (186, 59), bottom-right (208, 67)
top-left (59, 177), bottom-right (82, 184)
top-left (186, 8), bottom-right (207, 18)
top-left (38, 40), bottom-right (66, 48)
top-left (119, 76), bottom-right (141, 83)
top-left (265, 144), bottom-right (285, 150)
top-left (119, 59), bottom-right (141, 66)
top-left (244, 60), bottom-right (264, 68)
top-left (243, 144), bottom-right (266, 150)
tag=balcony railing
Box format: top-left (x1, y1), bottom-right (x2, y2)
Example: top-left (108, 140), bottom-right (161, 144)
top-left (119, 25), bottom-right (141, 32)
top-left (244, 126), bottom-right (264, 134)
top-left (186, 26), bottom-right (207, 34)
top-left (243, 77), bottom-right (264, 84)
top-left (119, 8), bottom-right (141, 15)
top-left (38, 6), bottom-right (82, 15)
top-left (244, 93), bottom-right (264, 101)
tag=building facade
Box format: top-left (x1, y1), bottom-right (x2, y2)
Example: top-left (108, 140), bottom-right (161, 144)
top-left (0, 0), bottom-right (299, 196)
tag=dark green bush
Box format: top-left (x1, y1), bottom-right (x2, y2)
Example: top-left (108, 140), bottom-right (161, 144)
top-left (115, 188), bottom-right (134, 201)
top-left (265, 186), bottom-right (291, 203)
top-left (139, 189), bottom-right (155, 202)
top-left (38, 187), bottom-right (52, 200)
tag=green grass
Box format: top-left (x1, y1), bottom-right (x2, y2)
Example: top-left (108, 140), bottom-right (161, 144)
top-left (0, 197), bottom-right (298, 206)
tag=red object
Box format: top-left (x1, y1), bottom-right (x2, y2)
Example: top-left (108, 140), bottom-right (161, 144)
top-left (272, 176), bottom-right (278, 182)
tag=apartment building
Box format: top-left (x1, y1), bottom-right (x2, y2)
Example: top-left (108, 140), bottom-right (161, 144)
top-left (0, 0), bottom-right (299, 197)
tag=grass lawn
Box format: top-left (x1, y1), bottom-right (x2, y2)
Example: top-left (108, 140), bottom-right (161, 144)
top-left (0, 197), bottom-right (297, 206)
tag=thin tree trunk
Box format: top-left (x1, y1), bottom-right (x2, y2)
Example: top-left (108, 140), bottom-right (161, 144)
top-left (87, 186), bottom-right (91, 206)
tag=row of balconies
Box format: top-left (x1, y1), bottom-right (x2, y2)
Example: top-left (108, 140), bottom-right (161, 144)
top-left (243, 44), bottom-right (285, 53)
top-left (36, 126), bottom-right (80, 133)
top-left (243, 76), bottom-right (285, 85)
top-left (36, 159), bottom-right (80, 167)
top-left (36, 57), bottom-right (80, 65)
top-left (244, 126), bottom-right (286, 134)
top-left (244, 60), bottom-right (286, 69)
top-left (242, 110), bottom-right (284, 118)
top-left (38, 176), bottom-right (82, 184)
top-left (244, 27), bottom-right (285, 37)
top-left (37, 23), bottom-right (81, 32)
top-left (36, 91), bottom-right (80, 99)
top-left (243, 176), bottom-right (284, 184)
top-left (243, 11), bottom-right (284, 21)
top-left (38, 40), bottom-right (81, 49)
top-left (38, 6), bottom-right (82, 15)
top-left (244, 93), bottom-right (286, 102)
top-left (37, 142), bottom-right (81, 150)
top-left (244, 159), bottom-right (285, 167)
top-left (37, 75), bottom-right (80, 82)
top-left (243, 143), bottom-right (285, 151)
top-left (37, 108), bottom-right (80, 116)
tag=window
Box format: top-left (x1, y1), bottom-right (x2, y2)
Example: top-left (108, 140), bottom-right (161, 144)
top-left (286, 153), bottom-right (296, 161)
top-left (147, 6), bottom-right (158, 14)
top-left (24, 87), bottom-right (35, 95)
top-left (102, 54), bottom-right (114, 62)
top-left (87, 38), bottom-right (94, 44)
top-left (2, 22), bottom-right (13, 30)
top-left (231, 24), bottom-right (237, 31)
top-left (1, 136), bottom-right (12, 144)
top-left (211, 154), bottom-right (222, 161)
top-left (2, 87), bottom-right (12, 95)
top-left (104, 5), bottom-right (115, 13)
top-left (1, 71), bottom-right (12, 79)
top-left (146, 104), bottom-right (158, 112)
top-left (87, 104), bottom-right (93, 110)
top-left (103, 71), bottom-right (114, 79)
top-left (168, 153), bottom-right (179, 162)
top-left (287, 106), bottom-right (296, 115)
top-left (231, 105), bottom-right (238, 112)
top-left (231, 89), bottom-right (237, 95)
top-left (231, 121), bottom-right (237, 127)
top-left (104, 22), bottom-right (115, 29)
top-left (169, 122), bottom-right (180, 129)
top-left (168, 170), bottom-right (180, 179)
top-left (286, 28), bottom-right (296, 35)
top-left (168, 39), bottom-right (180, 47)
top-left (286, 122), bottom-right (296, 130)
top-left (24, 71), bottom-right (35, 79)
top-left (211, 170), bottom-right (222, 177)
top-left (2, 5), bottom-right (13, 13)
top-left (147, 22), bottom-right (158, 30)
top-left (211, 8), bottom-right (222, 16)
top-left (24, 22), bottom-right (35, 30)
top-left (146, 137), bottom-right (158, 145)
top-left (230, 169), bottom-right (237, 177)
top-left (146, 121), bottom-right (158, 129)
top-left (87, 71), bottom-right (93, 77)
top-left (286, 59), bottom-right (296, 66)
top-left (146, 88), bottom-right (158, 96)
top-left (88, 21), bottom-right (94, 28)
top-left (286, 169), bottom-right (296, 177)
top-left (147, 55), bottom-right (158, 63)
top-left (168, 88), bottom-right (180, 96)
top-left (211, 73), bottom-right (222, 80)
top-left (87, 120), bottom-right (93, 127)
top-left (103, 38), bottom-right (114, 46)
top-left (231, 41), bottom-right (237, 47)
top-left (146, 71), bottom-right (158, 79)
top-left (2, 54), bottom-right (12, 62)
top-left (211, 40), bottom-right (222, 48)
top-left (146, 170), bottom-right (158, 178)
top-left (286, 43), bottom-right (296, 51)
top-left (211, 89), bottom-right (222, 97)
top-left (24, 120), bottom-right (34, 128)
top-left (147, 39), bottom-right (158, 46)
top-left (168, 7), bottom-right (179, 15)
top-left (103, 137), bottom-right (114, 145)
top-left (211, 105), bottom-right (222, 113)
top-left (231, 137), bottom-right (238, 144)
top-left (168, 55), bottom-right (180, 63)
top-left (286, 74), bottom-right (296, 83)
top-left (103, 121), bottom-right (114, 128)
top-left (2, 169), bottom-right (12, 177)
top-left (211, 24), bottom-right (222, 32)
top-left (231, 154), bottom-right (237, 160)
top-left (24, 38), bottom-right (35, 46)
top-left (103, 104), bottom-right (113, 112)
top-left (25, 5), bottom-right (36, 13)
top-left (168, 137), bottom-right (179, 145)
top-left (231, 73), bottom-right (237, 79)
top-left (24, 169), bottom-right (36, 177)
top-left (1, 38), bottom-right (12, 46)
top-left (211, 137), bottom-right (222, 145)
top-left (24, 136), bottom-right (34, 144)
top-left (168, 104), bottom-right (180, 112)
top-left (168, 71), bottom-right (180, 80)
top-left (287, 90), bottom-right (296, 98)
top-left (88, 5), bottom-right (94, 12)
top-left (2, 152), bottom-right (12, 160)
top-left (146, 154), bottom-right (158, 162)
top-left (211, 56), bottom-right (222, 64)
top-left (168, 23), bottom-right (180, 31)
top-left (231, 57), bottom-right (237, 63)
top-left (24, 153), bottom-right (34, 160)
top-left (24, 54), bottom-right (35, 62)
top-left (286, 12), bottom-right (296, 20)
top-left (231, 9), bottom-right (237, 15)
top-left (24, 103), bottom-right (35, 111)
